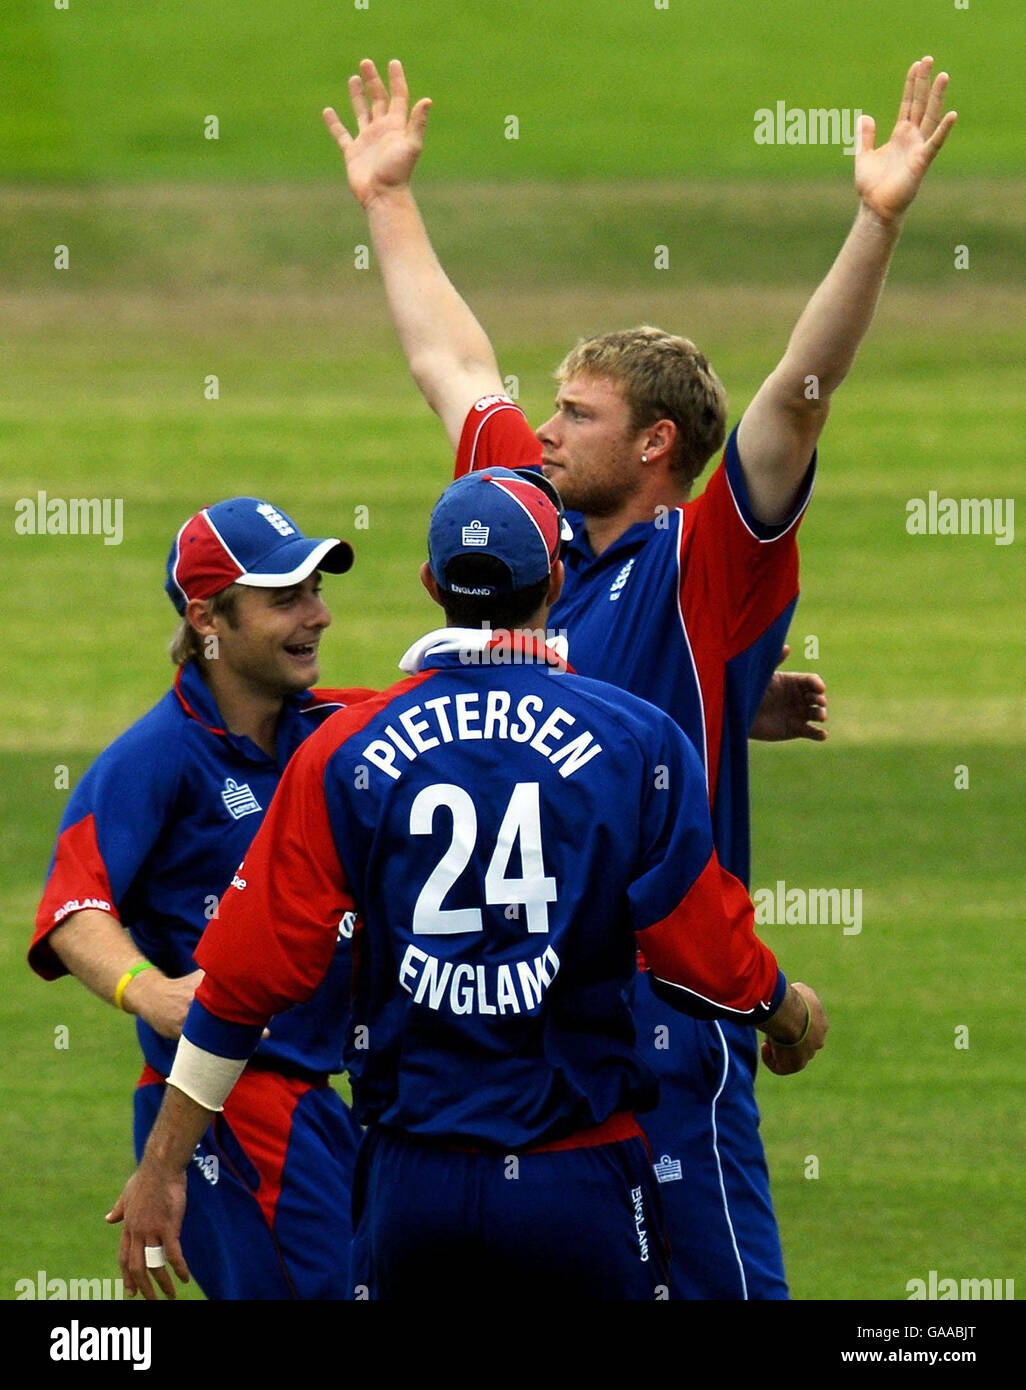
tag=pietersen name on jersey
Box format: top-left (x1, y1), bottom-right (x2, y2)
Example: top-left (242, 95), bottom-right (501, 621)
top-left (362, 691), bottom-right (602, 782)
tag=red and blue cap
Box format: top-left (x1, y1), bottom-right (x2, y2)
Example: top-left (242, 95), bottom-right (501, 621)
top-left (165, 497), bottom-right (354, 615)
top-left (428, 468), bottom-right (572, 596)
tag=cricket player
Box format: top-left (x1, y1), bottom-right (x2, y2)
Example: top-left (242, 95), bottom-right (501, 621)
top-left (30, 496), bottom-right (370, 1299)
top-left (108, 467), bottom-right (827, 1301)
top-left (322, 56), bottom-right (955, 1298)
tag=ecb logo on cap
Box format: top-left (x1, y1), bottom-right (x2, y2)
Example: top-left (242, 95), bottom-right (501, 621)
top-left (256, 502), bottom-right (296, 538)
top-left (462, 520), bottom-right (490, 547)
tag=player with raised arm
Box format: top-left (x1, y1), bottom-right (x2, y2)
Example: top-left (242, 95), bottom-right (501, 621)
top-left (31, 497), bottom-right (371, 1299)
top-left (322, 57), bottom-right (955, 1299)
top-left (108, 469), bottom-right (827, 1301)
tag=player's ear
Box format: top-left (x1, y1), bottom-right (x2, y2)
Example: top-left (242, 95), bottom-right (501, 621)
top-left (641, 418), bottom-right (677, 466)
top-left (420, 561), bottom-right (443, 608)
top-left (185, 597), bottom-right (217, 638)
top-left (547, 559), bottom-right (565, 608)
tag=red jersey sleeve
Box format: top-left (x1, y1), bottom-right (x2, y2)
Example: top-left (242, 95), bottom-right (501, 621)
top-left (455, 396), bottom-right (544, 478)
top-left (682, 424), bottom-right (815, 659)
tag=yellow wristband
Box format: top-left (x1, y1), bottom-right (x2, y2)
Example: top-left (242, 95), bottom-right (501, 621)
top-left (114, 961), bottom-right (156, 1011)
top-left (772, 995), bottom-right (812, 1049)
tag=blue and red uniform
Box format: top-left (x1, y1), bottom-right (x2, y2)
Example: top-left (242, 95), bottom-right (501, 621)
top-left (454, 395), bottom-right (815, 1299)
top-left (182, 632), bottom-right (787, 1300)
top-left (30, 659), bottom-right (373, 1300)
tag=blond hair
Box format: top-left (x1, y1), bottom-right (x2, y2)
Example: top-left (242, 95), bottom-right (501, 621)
top-left (169, 584), bottom-right (242, 667)
top-left (556, 326), bottom-right (728, 487)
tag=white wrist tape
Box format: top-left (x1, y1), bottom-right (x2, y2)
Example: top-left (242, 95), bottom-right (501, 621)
top-left (168, 1036), bottom-right (248, 1113)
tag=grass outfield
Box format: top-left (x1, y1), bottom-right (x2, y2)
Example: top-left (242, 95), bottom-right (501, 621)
top-left (2, 176), bottom-right (1023, 1303)
top-left (6, 0), bottom-right (1025, 180)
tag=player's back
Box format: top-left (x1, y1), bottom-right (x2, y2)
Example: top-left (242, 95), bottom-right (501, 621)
top-left (324, 639), bottom-right (714, 1149)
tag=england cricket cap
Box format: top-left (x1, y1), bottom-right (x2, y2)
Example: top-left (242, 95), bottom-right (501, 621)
top-left (428, 468), bottom-right (571, 596)
top-left (164, 497), bottom-right (354, 615)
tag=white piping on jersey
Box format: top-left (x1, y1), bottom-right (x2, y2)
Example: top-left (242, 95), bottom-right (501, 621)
top-left (711, 1021), bottom-right (750, 1300)
top-left (467, 402), bottom-right (523, 471)
top-left (647, 974), bottom-right (773, 1019)
top-left (672, 507), bottom-right (710, 794)
top-left (723, 455), bottom-right (815, 544)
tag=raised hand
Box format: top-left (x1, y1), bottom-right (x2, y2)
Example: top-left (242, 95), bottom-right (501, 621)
top-left (322, 58), bottom-right (431, 210)
top-left (855, 56), bottom-right (957, 225)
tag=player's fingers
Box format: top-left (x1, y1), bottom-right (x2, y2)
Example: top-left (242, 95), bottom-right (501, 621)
top-left (778, 643), bottom-right (791, 665)
top-left (925, 110), bottom-right (957, 161)
top-left (910, 55), bottom-right (933, 125)
top-left (388, 58), bottom-right (409, 118)
top-left (105, 1196), bottom-right (124, 1225)
top-left (920, 70), bottom-right (949, 139)
top-left (409, 97), bottom-right (432, 146)
top-left (348, 74), bottom-right (370, 129)
top-left (165, 1231), bottom-right (190, 1286)
top-left (856, 114), bottom-right (875, 157)
top-left (321, 107), bottom-right (352, 152)
top-left (361, 58), bottom-right (389, 118)
top-left (897, 59), bottom-right (918, 124)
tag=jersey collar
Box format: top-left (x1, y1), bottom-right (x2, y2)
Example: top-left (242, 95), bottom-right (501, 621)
top-left (173, 660), bottom-right (315, 766)
top-left (399, 627), bottom-right (572, 674)
top-left (565, 512), bottom-right (656, 569)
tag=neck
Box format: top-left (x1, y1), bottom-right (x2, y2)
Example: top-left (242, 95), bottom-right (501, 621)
top-left (202, 667), bottom-right (284, 758)
top-left (584, 483), bottom-right (689, 557)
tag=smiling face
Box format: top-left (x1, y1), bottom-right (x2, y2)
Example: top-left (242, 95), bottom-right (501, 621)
top-left (535, 375), bottom-right (646, 518)
top-left (203, 572), bottom-right (332, 702)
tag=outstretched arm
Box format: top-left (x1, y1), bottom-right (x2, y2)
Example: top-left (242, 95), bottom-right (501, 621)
top-left (323, 59), bottom-right (504, 450)
top-left (737, 57), bottom-right (957, 524)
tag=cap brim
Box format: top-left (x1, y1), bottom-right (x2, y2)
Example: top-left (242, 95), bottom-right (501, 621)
top-left (235, 537), bottom-right (354, 588)
top-left (513, 468), bottom-right (574, 541)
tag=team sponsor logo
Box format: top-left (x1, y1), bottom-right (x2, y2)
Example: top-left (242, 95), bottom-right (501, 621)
top-left (191, 1147), bottom-right (219, 1186)
top-left (49, 1321), bottom-right (151, 1371)
top-left (473, 394), bottom-right (515, 412)
top-left (221, 778), bottom-right (262, 820)
top-left (631, 1186), bottom-right (650, 1262)
top-left (255, 502), bottom-right (295, 537)
top-left (337, 911), bottom-right (357, 942)
top-left (462, 519), bottom-right (490, 546)
top-left (653, 1154), bottom-right (683, 1184)
top-left (609, 557), bottom-right (636, 601)
top-left (53, 896), bottom-right (113, 924)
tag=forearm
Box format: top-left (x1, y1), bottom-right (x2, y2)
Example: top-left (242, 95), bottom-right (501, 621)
top-left (363, 187), bottom-right (502, 445)
top-left (49, 909), bottom-right (156, 1013)
top-left (140, 1081), bottom-right (219, 1175)
top-left (766, 203), bottom-right (902, 407)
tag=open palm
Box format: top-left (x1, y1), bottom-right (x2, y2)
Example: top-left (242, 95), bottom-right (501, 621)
top-left (855, 57), bottom-right (957, 223)
top-left (323, 59), bottom-right (431, 210)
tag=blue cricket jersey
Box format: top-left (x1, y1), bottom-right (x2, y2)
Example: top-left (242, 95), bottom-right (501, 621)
top-left (186, 633), bottom-right (785, 1150)
top-left (31, 659), bottom-right (374, 1078)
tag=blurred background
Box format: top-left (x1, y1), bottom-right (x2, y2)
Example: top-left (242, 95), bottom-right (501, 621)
top-left (2, 0), bottom-right (1024, 1301)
